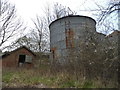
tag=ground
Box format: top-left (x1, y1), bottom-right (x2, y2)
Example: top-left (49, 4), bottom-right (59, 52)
top-left (2, 64), bottom-right (117, 88)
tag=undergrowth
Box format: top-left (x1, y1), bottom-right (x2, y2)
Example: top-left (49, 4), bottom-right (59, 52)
top-left (2, 66), bottom-right (116, 88)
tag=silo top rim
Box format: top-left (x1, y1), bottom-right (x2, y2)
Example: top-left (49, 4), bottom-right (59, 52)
top-left (49, 15), bottom-right (96, 27)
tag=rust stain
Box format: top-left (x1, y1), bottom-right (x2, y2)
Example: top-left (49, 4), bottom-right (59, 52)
top-left (65, 29), bottom-right (74, 48)
top-left (50, 47), bottom-right (57, 59)
top-left (51, 47), bottom-right (56, 51)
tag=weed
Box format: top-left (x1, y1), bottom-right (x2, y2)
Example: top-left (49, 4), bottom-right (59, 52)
top-left (82, 80), bottom-right (95, 88)
top-left (2, 72), bottom-right (14, 83)
top-left (2, 67), bottom-right (117, 88)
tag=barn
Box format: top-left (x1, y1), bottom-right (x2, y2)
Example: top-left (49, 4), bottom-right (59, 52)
top-left (1, 46), bottom-right (36, 68)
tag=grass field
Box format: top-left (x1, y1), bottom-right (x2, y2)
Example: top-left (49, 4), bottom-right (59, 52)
top-left (2, 65), bottom-right (117, 88)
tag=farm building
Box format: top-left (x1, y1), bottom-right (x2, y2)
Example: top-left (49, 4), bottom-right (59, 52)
top-left (49, 15), bottom-right (120, 64)
top-left (1, 46), bottom-right (36, 68)
top-left (49, 15), bottom-right (97, 63)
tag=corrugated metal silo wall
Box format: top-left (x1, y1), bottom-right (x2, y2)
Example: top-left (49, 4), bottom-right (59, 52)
top-left (49, 15), bottom-right (96, 64)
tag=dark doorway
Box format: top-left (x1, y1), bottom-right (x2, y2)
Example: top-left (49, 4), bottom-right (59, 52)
top-left (19, 55), bottom-right (26, 63)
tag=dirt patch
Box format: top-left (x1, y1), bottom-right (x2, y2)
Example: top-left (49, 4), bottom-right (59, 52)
top-left (2, 82), bottom-right (48, 88)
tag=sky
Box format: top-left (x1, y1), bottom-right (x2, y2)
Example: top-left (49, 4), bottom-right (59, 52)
top-left (8, 0), bottom-right (118, 35)
top-left (8, 0), bottom-right (110, 27)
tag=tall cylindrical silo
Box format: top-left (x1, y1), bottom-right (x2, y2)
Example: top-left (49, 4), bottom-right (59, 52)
top-left (49, 15), bottom-right (96, 63)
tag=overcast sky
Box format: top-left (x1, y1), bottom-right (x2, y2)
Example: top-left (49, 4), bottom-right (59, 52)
top-left (8, 0), bottom-right (110, 27)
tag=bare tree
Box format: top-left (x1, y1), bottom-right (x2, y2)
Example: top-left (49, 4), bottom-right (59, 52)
top-left (78, 0), bottom-right (119, 34)
top-left (93, 0), bottom-right (120, 34)
top-left (31, 15), bottom-right (49, 52)
top-left (76, 0), bottom-right (119, 86)
top-left (0, 0), bottom-right (26, 49)
top-left (52, 3), bottom-right (76, 19)
top-left (43, 2), bottom-right (77, 25)
top-left (97, 1), bottom-right (120, 23)
top-left (5, 35), bottom-right (32, 51)
top-left (6, 15), bottom-right (49, 52)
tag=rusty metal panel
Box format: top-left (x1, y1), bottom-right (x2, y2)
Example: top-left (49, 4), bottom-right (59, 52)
top-left (49, 15), bottom-right (96, 63)
top-left (65, 29), bottom-right (74, 48)
top-left (58, 40), bottom-right (66, 49)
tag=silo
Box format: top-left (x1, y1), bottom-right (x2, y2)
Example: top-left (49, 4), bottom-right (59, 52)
top-left (49, 15), bottom-right (96, 64)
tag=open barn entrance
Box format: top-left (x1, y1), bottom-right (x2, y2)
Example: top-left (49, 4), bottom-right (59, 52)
top-left (18, 55), bottom-right (26, 67)
top-left (18, 54), bottom-right (32, 67)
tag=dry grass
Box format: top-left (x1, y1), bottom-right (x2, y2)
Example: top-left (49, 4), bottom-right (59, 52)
top-left (2, 64), bottom-right (117, 88)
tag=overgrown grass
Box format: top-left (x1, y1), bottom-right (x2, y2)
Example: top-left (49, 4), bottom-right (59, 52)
top-left (2, 66), bottom-right (116, 88)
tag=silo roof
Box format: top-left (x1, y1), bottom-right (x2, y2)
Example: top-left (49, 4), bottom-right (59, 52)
top-left (49, 15), bottom-right (96, 28)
